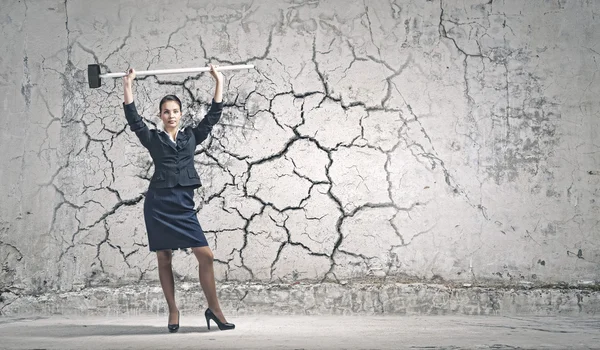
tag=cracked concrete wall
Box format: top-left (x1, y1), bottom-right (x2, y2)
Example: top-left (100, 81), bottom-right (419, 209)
top-left (1, 0), bottom-right (599, 314)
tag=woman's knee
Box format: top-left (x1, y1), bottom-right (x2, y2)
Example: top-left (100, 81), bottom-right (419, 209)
top-left (156, 250), bottom-right (173, 267)
top-left (193, 247), bottom-right (214, 265)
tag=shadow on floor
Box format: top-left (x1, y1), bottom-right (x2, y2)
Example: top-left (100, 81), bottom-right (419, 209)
top-left (21, 324), bottom-right (210, 337)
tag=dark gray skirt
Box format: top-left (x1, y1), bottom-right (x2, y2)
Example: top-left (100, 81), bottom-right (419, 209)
top-left (143, 185), bottom-right (208, 252)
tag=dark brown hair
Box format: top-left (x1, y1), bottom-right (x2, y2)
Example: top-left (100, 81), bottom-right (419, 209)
top-left (159, 94), bottom-right (182, 112)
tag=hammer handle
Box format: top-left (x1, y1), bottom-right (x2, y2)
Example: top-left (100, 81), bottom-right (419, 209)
top-left (100, 64), bottom-right (254, 78)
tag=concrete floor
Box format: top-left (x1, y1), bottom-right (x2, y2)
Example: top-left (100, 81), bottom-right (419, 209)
top-left (0, 314), bottom-right (598, 349)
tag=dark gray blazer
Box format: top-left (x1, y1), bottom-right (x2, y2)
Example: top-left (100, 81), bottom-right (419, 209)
top-left (123, 100), bottom-right (223, 189)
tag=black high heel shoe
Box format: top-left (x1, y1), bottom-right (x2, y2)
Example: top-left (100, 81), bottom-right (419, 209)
top-left (168, 311), bottom-right (180, 333)
top-left (205, 308), bottom-right (235, 331)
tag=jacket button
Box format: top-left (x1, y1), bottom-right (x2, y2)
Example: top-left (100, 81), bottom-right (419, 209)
top-left (175, 169), bottom-right (180, 174)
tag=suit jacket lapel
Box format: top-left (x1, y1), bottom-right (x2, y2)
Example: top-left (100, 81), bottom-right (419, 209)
top-left (176, 129), bottom-right (190, 150)
top-left (157, 131), bottom-right (177, 150)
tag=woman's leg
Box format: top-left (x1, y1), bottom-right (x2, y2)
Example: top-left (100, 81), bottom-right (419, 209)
top-left (156, 249), bottom-right (179, 324)
top-left (191, 246), bottom-right (228, 323)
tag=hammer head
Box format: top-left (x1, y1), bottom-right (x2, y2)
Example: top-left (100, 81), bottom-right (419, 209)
top-left (88, 64), bottom-right (101, 88)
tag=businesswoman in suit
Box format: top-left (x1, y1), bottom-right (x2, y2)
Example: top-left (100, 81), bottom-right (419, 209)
top-left (122, 64), bottom-right (234, 332)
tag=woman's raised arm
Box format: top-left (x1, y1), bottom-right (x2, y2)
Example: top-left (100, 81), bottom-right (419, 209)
top-left (122, 68), bottom-right (153, 149)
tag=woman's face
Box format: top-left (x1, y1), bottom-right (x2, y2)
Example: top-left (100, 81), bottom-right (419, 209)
top-left (160, 100), bottom-right (181, 130)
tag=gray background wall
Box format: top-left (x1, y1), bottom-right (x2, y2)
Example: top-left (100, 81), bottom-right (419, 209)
top-left (0, 0), bottom-right (598, 315)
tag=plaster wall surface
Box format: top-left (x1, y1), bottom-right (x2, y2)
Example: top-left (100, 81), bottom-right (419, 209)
top-left (0, 0), bottom-right (598, 315)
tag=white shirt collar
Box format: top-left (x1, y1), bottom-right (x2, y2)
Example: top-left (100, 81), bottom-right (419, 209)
top-left (157, 125), bottom-right (186, 143)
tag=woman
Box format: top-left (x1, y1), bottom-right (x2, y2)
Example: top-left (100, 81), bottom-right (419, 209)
top-left (122, 64), bottom-right (234, 332)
